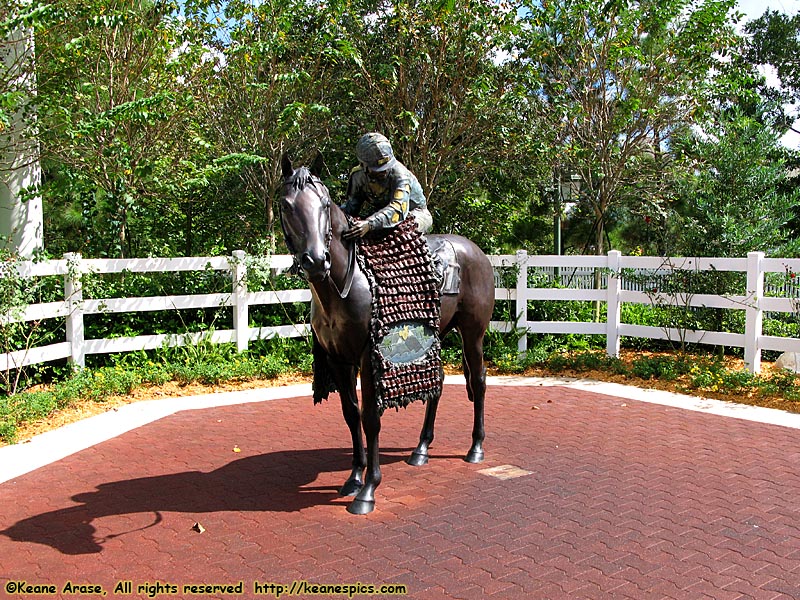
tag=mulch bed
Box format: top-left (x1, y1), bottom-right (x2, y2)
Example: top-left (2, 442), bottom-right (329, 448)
top-left (6, 350), bottom-right (799, 447)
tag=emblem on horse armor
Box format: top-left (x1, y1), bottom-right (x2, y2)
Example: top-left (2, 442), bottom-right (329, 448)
top-left (379, 323), bottom-right (437, 365)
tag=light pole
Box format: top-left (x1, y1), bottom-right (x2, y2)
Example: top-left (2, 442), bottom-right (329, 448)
top-left (551, 180), bottom-right (561, 257)
top-left (552, 170), bottom-right (580, 282)
top-left (553, 171), bottom-right (581, 254)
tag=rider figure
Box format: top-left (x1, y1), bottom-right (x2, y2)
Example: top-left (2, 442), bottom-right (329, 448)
top-left (342, 133), bottom-right (433, 240)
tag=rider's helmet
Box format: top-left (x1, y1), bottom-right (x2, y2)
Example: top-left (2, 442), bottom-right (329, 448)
top-left (356, 132), bottom-right (397, 173)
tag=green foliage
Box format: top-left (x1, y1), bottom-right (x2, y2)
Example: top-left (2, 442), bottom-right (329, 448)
top-left (337, 0), bottom-right (526, 200)
top-left (630, 354), bottom-right (692, 381)
top-left (161, 336), bottom-right (292, 384)
top-left (744, 9), bottom-right (800, 132)
top-left (483, 328), bottom-right (526, 374)
top-left (759, 369), bottom-right (800, 401)
top-left (0, 334), bottom-right (312, 443)
top-left (530, 298), bottom-right (597, 324)
top-left (519, 0), bottom-right (739, 255)
top-left (531, 348), bottom-right (800, 403)
top-left (524, 335), bottom-right (565, 365)
top-left (620, 264), bottom-right (753, 354)
top-left (30, 0), bottom-right (196, 258)
top-left (763, 318), bottom-right (800, 339)
top-left (544, 350), bottom-right (619, 374)
top-left (0, 248), bottom-right (62, 395)
top-left (4, 0), bottom-right (795, 260)
top-left (621, 303), bottom-right (664, 330)
top-left (60, 262), bottom-right (311, 359)
top-left (671, 109), bottom-right (797, 258)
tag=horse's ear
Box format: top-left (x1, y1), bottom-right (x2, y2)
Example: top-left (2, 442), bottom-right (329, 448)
top-left (310, 152), bottom-right (324, 177)
top-left (281, 153), bottom-right (293, 179)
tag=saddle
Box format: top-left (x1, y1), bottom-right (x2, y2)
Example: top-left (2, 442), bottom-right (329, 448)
top-left (427, 237), bottom-right (461, 295)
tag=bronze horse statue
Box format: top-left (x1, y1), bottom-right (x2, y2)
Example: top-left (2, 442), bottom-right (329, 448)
top-left (279, 154), bottom-right (495, 514)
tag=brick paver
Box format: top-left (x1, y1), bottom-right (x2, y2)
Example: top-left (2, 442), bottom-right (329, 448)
top-left (1, 384), bottom-right (799, 599)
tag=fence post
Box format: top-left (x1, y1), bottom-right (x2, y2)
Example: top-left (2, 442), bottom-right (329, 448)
top-left (606, 250), bottom-right (622, 358)
top-left (744, 251), bottom-right (764, 373)
top-left (515, 249), bottom-right (528, 357)
top-left (63, 252), bottom-right (84, 368)
top-left (232, 250), bottom-right (249, 352)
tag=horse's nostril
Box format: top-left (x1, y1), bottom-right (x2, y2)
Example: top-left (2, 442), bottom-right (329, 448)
top-left (324, 251), bottom-right (331, 269)
top-left (301, 253), bottom-right (315, 271)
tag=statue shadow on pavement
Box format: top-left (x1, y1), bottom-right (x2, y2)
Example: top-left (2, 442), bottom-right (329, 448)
top-left (0, 447), bottom-right (409, 555)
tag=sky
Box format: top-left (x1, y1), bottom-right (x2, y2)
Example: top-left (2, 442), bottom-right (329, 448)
top-left (737, 0), bottom-right (800, 20)
top-left (736, 0), bottom-right (800, 147)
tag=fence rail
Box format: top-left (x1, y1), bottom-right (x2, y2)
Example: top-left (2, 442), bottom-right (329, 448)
top-left (491, 251), bottom-right (800, 373)
top-left (3, 250), bottom-right (800, 376)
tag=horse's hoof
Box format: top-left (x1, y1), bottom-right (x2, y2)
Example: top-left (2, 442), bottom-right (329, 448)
top-left (464, 449), bottom-right (484, 464)
top-left (339, 480), bottom-right (363, 497)
top-left (346, 499), bottom-right (375, 515)
top-left (406, 452), bottom-right (429, 466)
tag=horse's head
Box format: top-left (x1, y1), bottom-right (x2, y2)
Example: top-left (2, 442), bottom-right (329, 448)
top-left (279, 153), bottom-right (333, 282)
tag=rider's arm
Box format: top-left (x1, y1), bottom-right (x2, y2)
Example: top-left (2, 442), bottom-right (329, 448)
top-left (341, 167), bottom-right (365, 217)
top-left (367, 179), bottom-right (410, 231)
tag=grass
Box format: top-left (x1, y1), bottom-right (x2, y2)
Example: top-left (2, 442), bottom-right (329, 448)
top-left (0, 338), bottom-right (304, 444)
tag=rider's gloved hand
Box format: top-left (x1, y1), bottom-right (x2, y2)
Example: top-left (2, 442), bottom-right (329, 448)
top-left (343, 219), bottom-right (371, 240)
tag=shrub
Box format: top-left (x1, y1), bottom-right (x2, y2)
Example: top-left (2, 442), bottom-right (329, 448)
top-left (630, 355), bottom-right (692, 381)
top-left (759, 369), bottom-right (800, 401)
top-left (545, 350), bottom-right (622, 373)
top-left (0, 331), bottom-right (306, 444)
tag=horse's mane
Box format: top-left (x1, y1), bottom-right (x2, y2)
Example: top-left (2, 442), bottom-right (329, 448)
top-left (286, 166), bottom-right (317, 192)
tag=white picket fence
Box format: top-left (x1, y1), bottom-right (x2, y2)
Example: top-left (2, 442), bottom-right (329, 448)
top-left (0, 251), bottom-right (309, 373)
top-left (2, 250), bottom-right (800, 375)
top-left (493, 250), bottom-right (800, 373)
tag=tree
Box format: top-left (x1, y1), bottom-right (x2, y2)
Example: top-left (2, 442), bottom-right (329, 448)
top-left (181, 0), bottom-right (358, 253)
top-left (666, 107), bottom-right (799, 352)
top-left (744, 9), bottom-right (800, 137)
top-left (672, 109), bottom-right (797, 258)
top-left (32, 0), bottom-right (196, 258)
top-left (518, 0), bottom-right (740, 256)
top-left (333, 0), bottom-right (535, 218)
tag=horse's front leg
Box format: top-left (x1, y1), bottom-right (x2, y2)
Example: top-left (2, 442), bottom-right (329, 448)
top-left (348, 368), bottom-right (381, 515)
top-left (331, 363), bottom-right (365, 496)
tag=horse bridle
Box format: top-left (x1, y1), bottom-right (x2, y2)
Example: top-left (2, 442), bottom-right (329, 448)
top-left (280, 173), bottom-right (356, 299)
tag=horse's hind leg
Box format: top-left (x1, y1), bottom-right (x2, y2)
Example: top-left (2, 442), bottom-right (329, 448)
top-left (332, 363), bottom-right (365, 497)
top-left (462, 331), bottom-right (487, 463)
top-left (408, 389), bottom-right (441, 466)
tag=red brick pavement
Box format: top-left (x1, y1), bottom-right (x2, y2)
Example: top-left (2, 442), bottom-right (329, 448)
top-left (1, 384), bottom-right (799, 599)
